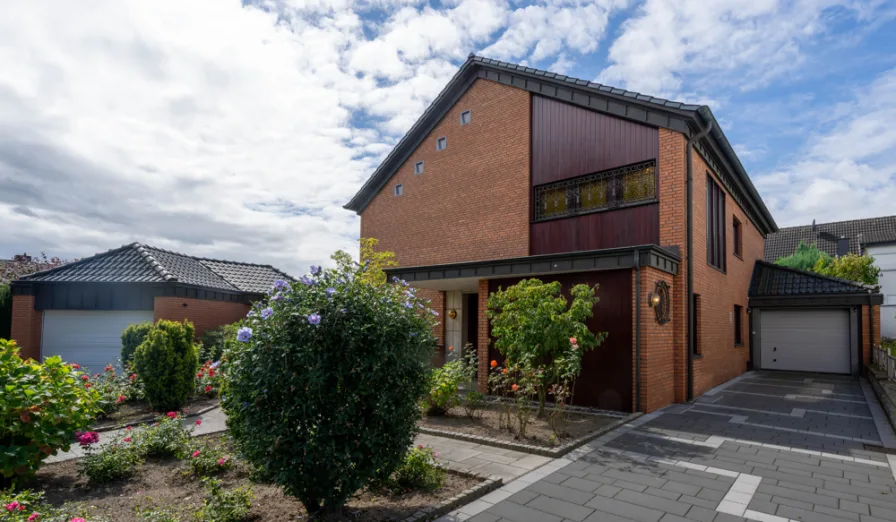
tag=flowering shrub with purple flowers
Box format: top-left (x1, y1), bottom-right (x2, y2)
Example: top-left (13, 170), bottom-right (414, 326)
top-left (222, 249), bottom-right (438, 518)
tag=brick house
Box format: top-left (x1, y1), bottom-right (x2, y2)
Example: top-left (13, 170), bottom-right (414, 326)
top-left (346, 55), bottom-right (883, 412)
top-left (9, 242), bottom-right (291, 372)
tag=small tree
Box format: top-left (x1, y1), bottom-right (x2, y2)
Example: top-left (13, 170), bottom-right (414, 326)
top-left (487, 279), bottom-right (607, 415)
top-left (120, 322), bottom-right (153, 367)
top-left (775, 241), bottom-right (832, 272)
top-left (222, 253), bottom-right (437, 519)
top-left (133, 320), bottom-right (199, 411)
top-left (331, 237), bottom-right (399, 287)
top-left (813, 253), bottom-right (881, 285)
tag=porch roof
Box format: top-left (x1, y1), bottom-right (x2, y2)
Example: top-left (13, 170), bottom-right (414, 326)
top-left (385, 245), bottom-right (679, 291)
top-left (749, 261), bottom-right (883, 307)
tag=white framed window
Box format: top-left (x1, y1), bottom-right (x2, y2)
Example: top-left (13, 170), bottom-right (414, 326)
top-left (460, 110), bottom-right (472, 125)
top-left (436, 136), bottom-right (447, 151)
top-left (414, 161), bottom-right (424, 175)
top-left (394, 184), bottom-right (403, 196)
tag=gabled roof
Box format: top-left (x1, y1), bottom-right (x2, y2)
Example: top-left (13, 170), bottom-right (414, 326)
top-left (344, 54), bottom-right (777, 235)
top-left (764, 215), bottom-right (896, 262)
top-left (19, 243), bottom-right (293, 294)
top-left (749, 261), bottom-right (873, 297)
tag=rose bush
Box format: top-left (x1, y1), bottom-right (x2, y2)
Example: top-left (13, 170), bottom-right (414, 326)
top-left (133, 320), bottom-right (199, 411)
top-left (222, 254), bottom-right (437, 519)
top-left (0, 339), bottom-right (99, 487)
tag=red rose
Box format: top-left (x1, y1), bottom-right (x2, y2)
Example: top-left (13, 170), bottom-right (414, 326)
top-left (205, 385), bottom-right (212, 393)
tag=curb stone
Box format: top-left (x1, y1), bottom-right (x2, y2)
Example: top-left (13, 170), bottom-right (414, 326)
top-left (419, 411), bottom-right (641, 457)
top-left (403, 471), bottom-right (503, 522)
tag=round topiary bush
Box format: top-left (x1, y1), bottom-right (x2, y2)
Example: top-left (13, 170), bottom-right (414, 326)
top-left (133, 320), bottom-right (199, 412)
top-left (222, 258), bottom-right (437, 518)
top-left (120, 322), bottom-right (153, 367)
top-left (0, 339), bottom-right (100, 488)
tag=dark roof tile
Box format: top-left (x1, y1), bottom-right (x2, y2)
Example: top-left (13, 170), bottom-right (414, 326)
top-left (749, 261), bottom-right (871, 297)
top-left (764, 215), bottom-right (896, 261)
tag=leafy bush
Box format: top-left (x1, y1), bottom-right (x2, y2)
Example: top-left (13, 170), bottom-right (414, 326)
top-left (883, 338), bottom-right (896, 356)
top-left (196, 360), bottom-right (224, 398)
top-left (121, 322), bottom-right (154, 367)
top-left (137, 508), bottom-right (181, 522)
top-left (814, 253), bottom-right (881, 285)
top-left (188, 440), bottom-right (233, 477)
top-left (462, 391), bottom-right (485, 420)
top-left (381, 445), bottom-right (445, 492)
top-left (194, 478), bottom-right (252, 522)
top-left (775, 241), bottom-right (832, 272)
top-left (77, 437), bottom-right (143, 484)
top-left (0, 339), bottom-right (100, 487)
top-left (134, 320), bottom-right (200, 411)
top-left (134, 413), bottom-right (193, 459)
top-left (424, 360), bottom-right (467, 416)
top-left (91, 363), bottom-right (134, 417)
top-left (222, 255), bottom-right (437, 517)
top-left (198, 324), bottom-right (238, 364)
top-left (0, 489), bottom-right (110, 522)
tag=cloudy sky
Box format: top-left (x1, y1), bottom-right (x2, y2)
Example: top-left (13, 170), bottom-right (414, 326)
top-left (1, 0), bottom-right (894, 275)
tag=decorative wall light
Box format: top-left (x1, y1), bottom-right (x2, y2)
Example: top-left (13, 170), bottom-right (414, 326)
top-left (649, 281), bottom-right (671, 325)
top-left (448, 309), bottom-right (457, 319)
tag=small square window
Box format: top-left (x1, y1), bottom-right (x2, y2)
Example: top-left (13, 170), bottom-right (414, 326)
top-left (733, 217), bottom-right (743, 258)
top-left (393, 184), bottom-right (403, 196)
top-left (460, 110), bottom-right (472, 125)
top-left (436, 136), bottom-right (447, 151)
top-left (414, 161), bottom-right (424, 175)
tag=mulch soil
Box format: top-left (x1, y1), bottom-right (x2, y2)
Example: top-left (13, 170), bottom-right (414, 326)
top-left (92, 397), bottom-right (220, 430)
top-left (419, 403), bottom-right (618, 447)
top-left (36, 434), bottom-right (480, 521)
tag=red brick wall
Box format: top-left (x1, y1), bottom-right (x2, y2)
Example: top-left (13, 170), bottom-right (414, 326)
top-left (153, 297), bottom-right (250, 338)
top-left (633, 267), bottom-right (676, 412)
top-left (10, 295), bottom-right (42, 361)
top-left (477, 279), bottom-right (489, 393)
top-left (360, 79), bottom-right (531, 267)
top-left (863, 304), bottom-right (881, 366)
top-left (690, 150), bottom-right (765, 397)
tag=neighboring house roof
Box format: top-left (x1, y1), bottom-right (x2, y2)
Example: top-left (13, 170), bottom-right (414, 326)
top-left (19, 243), bottom-right (292, 294)
top-left (749, 261), bottom-right (874, 297)
top-left (764, 215), bottom-right (896, 262)
top-left (344, 53), bottom-right (777, 235)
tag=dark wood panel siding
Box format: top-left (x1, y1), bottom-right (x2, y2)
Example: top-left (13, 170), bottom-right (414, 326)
top-left (488, 269), bottom-right (633, 412)
top-left (532, 95), bottom-right (659, 186)
top-left (531, 203), bottom-right (659, 255)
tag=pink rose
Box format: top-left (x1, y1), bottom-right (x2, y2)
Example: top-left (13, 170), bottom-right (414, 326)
top-left (124, 437), bottom-right (131, 443)
top-left (28, 513), bottom-right (39, 521)
top-left (71, 518), bottom-right (87, 522)
top-left (192, 450), bottom-right (200, 458)
top-left (6, 502), bottom-right (19, 512)
top-left (195, 419), bottom-right (202, 426)
top-left (166, 412), bottom-right (177, 419)
top-left (218, 457), bottom-right (229, 466)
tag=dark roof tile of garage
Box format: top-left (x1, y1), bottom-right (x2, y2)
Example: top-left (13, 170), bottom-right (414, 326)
top-left (19, 243), bottom-right (293, 293)
top-left (749, 261), bottom-right (873, 297)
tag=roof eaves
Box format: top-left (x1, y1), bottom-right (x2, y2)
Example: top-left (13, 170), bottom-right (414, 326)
top-left (753, 260), bottom-right (875, 293)
top-left (18, 242), bottom-right (144, 282)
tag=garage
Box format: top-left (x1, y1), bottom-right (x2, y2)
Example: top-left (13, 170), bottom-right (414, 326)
top-left (41, 310), bottom-right (154, 373)
top-left (749, 261), bottom-right (881, 376)
top-left (759, 309), bottom-right (850, 373)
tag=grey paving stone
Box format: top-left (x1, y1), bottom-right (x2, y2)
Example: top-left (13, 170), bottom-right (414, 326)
top-left (661, 471), bottom-right (731, 492)
top-left (506, 490), bottom-right (539, 505)
top-left (614, 489), bottom-right (691, 517)
top-left (526, 481), bottom-right (595, 505)
top-left (561, 476), bottom-right (606, 493)
top-left (869, 505), bottom-right (896, 520)
top-left (604, 469), bottom-right (668, 489)
top-left (584, 495), bottom-right (665, 522)
top-left (772, 495), bottom-right (814, 511)
top-left (685, 505), bottom-right (716, 522)
top-left (594, 485), bottom-right (623, 498)
top-left (644, 486), bottom-right (681, 501)
top-left (824, 480), bottom-right (893, 497)
top-left (758, 483), bottom-right (839, 508)
top-left (527, 495), bottom-right (595, 522)
top-left (711, 513), bottom-right (749, 522)
top-left (661, 481), bottom-right (701, 497)
top-left (814, 504), bottom-right (861, 521)
top-left (658, 514), bottom-right (691, 522)
top-left (544, 471), bottom-right (574, 485)
top-left (747, 498), bottom-right (778, 514)
top-left (776, 504), bottom-right (857, 522)
top-left (696, 488), bottom-right (725, 503)
top-left (485, 500), bottom-right (563, 522)
top-left (468, 513), bottom-right (502, 522)
top-left (582, 473), bottom-right (618, 485)
top-left (677, 494), bottom-right (718, 509)
top-left (839, 499), bottom-right (871, 516)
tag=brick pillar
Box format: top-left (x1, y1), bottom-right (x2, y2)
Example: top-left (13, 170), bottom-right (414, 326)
top-left (477, 279), bottom-right (489, 392)
top-left (10, 295), bottom-right (42, 361)
top-left (862, 303), bottom-right (881, 367)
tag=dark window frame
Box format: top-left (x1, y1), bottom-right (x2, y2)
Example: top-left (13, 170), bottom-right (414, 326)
top-left (532, 160), bottom-right (658, 222)
top-left (460, 110), bottom-right (472, 125)
top-left (706, 174), bottom-right (727, 272)
top-left (436, 136), bottom-right (447, 151)
top-left (393, 184), bottom-right (403, 196)
top-left (733, 216), bottom-right (743, 259)
top-left (734, 304), bottom-right (743, 346)
top-left (414, 161), bottom-right (424, 175)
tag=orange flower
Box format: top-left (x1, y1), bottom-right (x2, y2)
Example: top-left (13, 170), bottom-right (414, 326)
top-left (490, 360), bottom-right (497, 368)
top-left (448, 346), bottom-right (453, 352)
top-left (511, 384), bottom-right (519, 392)
top-left (502, 368), bottom-right (507, 374)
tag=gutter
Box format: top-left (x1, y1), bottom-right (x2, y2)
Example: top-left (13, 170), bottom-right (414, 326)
top-left (634, 249), bottom-right (642, 412)
top-left (686, 116), bottom-right (713, 402)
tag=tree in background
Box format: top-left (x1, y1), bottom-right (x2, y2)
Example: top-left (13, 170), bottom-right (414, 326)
top-left (814, 253), bottom-right (881, 285)
top-left (1, 253), bottom-right (74, 339)
top-left (775, 241), bottom-right (832, 272)
top-left (331, 237), bottom-right (399, 287)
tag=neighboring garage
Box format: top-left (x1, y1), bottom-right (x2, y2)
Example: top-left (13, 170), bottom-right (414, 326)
top-left (10, 243), bottom-right (292, 372)
top-left (749, 261), bottom-right (882, 376)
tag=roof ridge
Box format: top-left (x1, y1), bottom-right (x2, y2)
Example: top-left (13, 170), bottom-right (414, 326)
top-left (754, 260), bottom-right (874, 291)
top-left (776, 215), bottom-right (896, 232)
top-left (133, 243), bottom-right (177, 282)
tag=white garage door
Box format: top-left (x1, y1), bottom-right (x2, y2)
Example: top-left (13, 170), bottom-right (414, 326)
top-left (760, 309), bottom-right (850, 374)
top-left (41, 310), bottom-right (155, 374)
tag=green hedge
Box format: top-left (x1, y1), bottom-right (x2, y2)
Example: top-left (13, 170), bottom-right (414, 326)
top-left (133, 320), bottom-right (199, 411)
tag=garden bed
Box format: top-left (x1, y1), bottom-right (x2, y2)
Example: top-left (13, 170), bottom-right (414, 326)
top-left (35, 434), bottom-right (484, 522)
top-left (92, 397), bottom-right (219, 430)
top-left (419, 403), bottom-right (620, 448)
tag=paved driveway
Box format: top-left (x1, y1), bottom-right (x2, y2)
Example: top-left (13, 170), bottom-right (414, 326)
top-left (443, 371), bottom-right (896, 522)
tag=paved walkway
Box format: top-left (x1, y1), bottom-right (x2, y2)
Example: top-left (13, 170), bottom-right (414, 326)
top-left (440, 371), bottom-right (896, 522)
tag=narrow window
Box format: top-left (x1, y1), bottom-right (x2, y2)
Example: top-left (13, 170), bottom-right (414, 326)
top-left (733, 217), bottom-right (743, 258)
top-left (414, 161), bottom-right (424, 175)
top-left (693, 294), bottom-right (701, 355)
top-left (460, 110), bottom-right (472, 125)
top-left (706, 175), bottom-right (726, 271)
top-left (393, 184), bottom-right (403, 196)
top-left (734, 305), bottom-right (743, 345)
top-left (436, 136), bottom-right (447, 151)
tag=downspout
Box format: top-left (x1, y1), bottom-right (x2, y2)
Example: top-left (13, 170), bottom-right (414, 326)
top-left (635, 249), bottom-right (642, 412)
top-left (686, 117), bottom-right (713, 401)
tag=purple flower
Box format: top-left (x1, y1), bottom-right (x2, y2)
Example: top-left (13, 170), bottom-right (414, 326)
top-left (307, 313), bottom-right (321, 325)
top-left (247, 310), bottom-right (255, 317)
top-left (237, 327), bottom-right (252, 342)
top-left (299, 275), bottom-right (315, 286)
top-left (430, 309), bottom-right (439, 316)
top-left (405, 301), bottom-right (413, 309)
top-left (273, 279), bottom-right (287, 290)
top-left (210, 361), bottom-right (221, 369)
top-left (261, 307), bottom-right (274, 319)
top-left (310, 265), bottom-right (322, 276)
top-left (326, 287), bottom-right (337, 297)
top-left (418, 302), bottom-right (425, 309)
top-left (392, 276), bottom-right (400, 283)
top-left (409, 332), bottom-right (418, 337)
top-left (272, 294), bottom-right (282, 301)
top-left (340, 308), bottom-right (347, 313)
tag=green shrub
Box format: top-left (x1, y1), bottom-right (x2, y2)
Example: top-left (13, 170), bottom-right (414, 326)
top-left (462, 391), bottom-right (485, 420)
top-left (196, 360), bottom-right (224, 398)
top-left (222, 256), bottom-right (437, 517)
top-left (92, 363), bottom-right (133, 418)
top-left (0, 339), bottom-right (100, 487)
top-left (134, 413), bottom-right (193, 459)
top-left (385, 445), bottom-right (445, 492)
top-left (198, 324), bottom-right (238, 364)
top-left (424, 360), bottom-right (467, 416)
top-left (188, 440), bottom-right (233, 477)
top-left (137, 508), bottom-right (181, 522)
top-left (121, 322), bottom-right (154, 367)
top-left (77, 438), bottom-right (143, 484)
top-left (194, 478), bottom-right (252, 522)
top-left (134, 320), bottom-right (199, 411)
top-left (0, 490), bottom-right (111, 522)
top-left (883, 338), bottom-right (896, 356)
